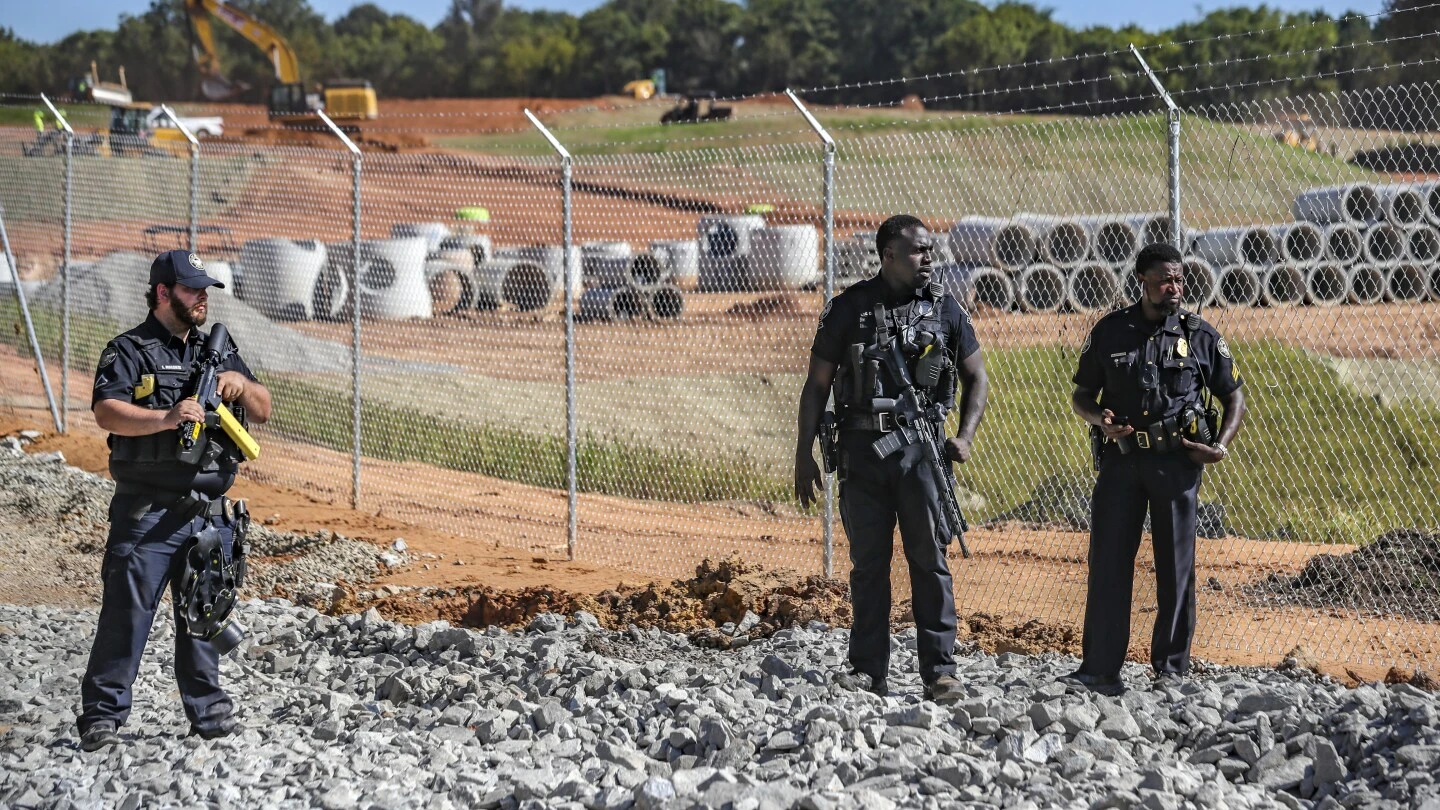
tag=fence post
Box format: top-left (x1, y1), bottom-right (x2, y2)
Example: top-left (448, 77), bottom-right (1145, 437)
top-left (158, 105), bottom-right (200, 252)
top-left (317, 111), bottom-right (364, 510)
top-left (0, 201), bottom-right (63, 432)
top-left (1130, 46), bottom-right (1182, 249)
top-left (524, 109), bottom-right (579, 563)
top-left (41, 94), bottom-right (73, 432)
top-left (787, 89), bottom-right (839, 578)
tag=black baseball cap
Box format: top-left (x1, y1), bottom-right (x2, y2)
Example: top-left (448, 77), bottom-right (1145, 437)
top-left (149, 249), bottom-right (225, 289)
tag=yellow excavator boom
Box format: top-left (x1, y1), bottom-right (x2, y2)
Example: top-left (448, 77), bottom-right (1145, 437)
top-left (185, 0), bottom-right (301, 88)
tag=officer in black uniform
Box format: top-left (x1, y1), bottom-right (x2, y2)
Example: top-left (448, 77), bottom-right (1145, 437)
top-left (796, 214), bottom-right (988, 703)
top-left (77, 250), bottom-right (272, 751)
top-left (1066, 242), bottom-right (1246, 693)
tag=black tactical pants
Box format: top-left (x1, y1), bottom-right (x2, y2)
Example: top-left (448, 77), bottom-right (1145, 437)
top-left (838, 430), bottom-right (958, 685)
top-left (78, 493), bottom-right (235, 735)
top-left (1080, 450), bottom-right (1202, 678)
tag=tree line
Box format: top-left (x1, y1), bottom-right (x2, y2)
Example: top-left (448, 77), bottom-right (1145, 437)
top-left (0, 0), bottom-right (1435, 115)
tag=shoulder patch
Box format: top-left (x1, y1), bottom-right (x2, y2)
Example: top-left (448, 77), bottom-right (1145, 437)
top-left (1081, 331), bottom-right (1093, 353)
top-left (817, 298), bottom-right (834, 327)
top-left (1217, 337), bottom-right (1232, 359)
top-left (99, 347), bottom-right (118, 368)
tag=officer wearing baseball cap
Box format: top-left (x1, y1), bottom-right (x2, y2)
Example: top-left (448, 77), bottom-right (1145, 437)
top-left (76, 250), bottom-right (272, 751)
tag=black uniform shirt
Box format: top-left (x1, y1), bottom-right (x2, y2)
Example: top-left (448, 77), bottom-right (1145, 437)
top-left (811, 275), bottom-right (980, 369)
top-left (1073, 304), bottom-right (1242, 424)
top-left (93, 313), bottom-right (257, 493)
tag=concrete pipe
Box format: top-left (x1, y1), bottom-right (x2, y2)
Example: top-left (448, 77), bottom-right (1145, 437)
top-left (1406, 225), bottom-right (1440, 264)
top-left (698, 215), bottom-right (767, 291)
top-left (496, 244), bottom-right (583, 302)
top-left (1077, 217), bottom-right (1140, 267)
top-left (1260, 264), bottom-right (1305, 308)
top-left (1348, 264), bottom-right (1385, 305)
top-left (1189, 227), bottom-right (1279, 267)
top-left (833, 232), bottom-right (879, 284)
top-left (1182, 257), bottom-right (1218, 308)
top-left (424, 258), bottom-right (472, 315)
top-left (204, 260), bottom-right (235, 295)
top-left (1304, 263), bottom-right (1349, 308)
top-left (1124, 213), bottom-right (1187, 249)
top-left (1324, 223), bottom-right (1364, 264)
top-left (625, 253), bottom-right (670, 291)
top-left (969, 266), bottom-right (1015, 311)
top-left (312, 251), bottom-right (352, 322)
top-left (649, 239), bottom-right (699, 291)
top-left (1216, 265), bottom-right (1261, 308)
top-left (1066, 262), bottom-right (1121, 312)
top-left (580, 241), bottom-right (633, 289)
top-left (1270, 222), bottom-right (1326, 264)
top-left (1016, 263), bottom-right (1067, 313)
top-left (1120, 271), bottom-right (1143, 306)
top-left (391, 222), bottom-right (451, 254)
top-left (650, 284), bottom-right (685, 320)
top-left (435, 234), bottom-right (493, 268)
top-left (472, 259), bottom-right (557, 312)
top-left (1428, 265), bottom-right (1440, 303)
top-left (1423, 182), bottom-right (1440, 226)
top-left (1363, 223), bottom-right (1406, 267)
top-left (931, 263), bottom-right (977, 309)
top-left (356, 237), bottom-right (432, 320)
top-left (1377, 184), bottom-right (1426, 226)
top-left (948, 217), bottom-right (1037, 272)
top-left (1018, 214), bottom-right (1090, 268)
top-left (1292, 183), bottom-right (1381, 226)
top-left (749, 225), bottom-right (821, 290)
top-left (237, 238), bottom-right (327, 321)
top-left (1385, 263), bottom-right (1428, 303)
top-left (578, 286), bottom-right (649, 322)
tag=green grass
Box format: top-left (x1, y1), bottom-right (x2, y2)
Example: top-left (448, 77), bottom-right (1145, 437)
top-left (0, 105), bottom-right (112, 130)
top-left (4, 298), bottom-right (1435, 542)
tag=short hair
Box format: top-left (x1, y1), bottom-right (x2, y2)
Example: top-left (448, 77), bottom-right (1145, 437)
top-left (1135, 242), bottom-right (1183, 275)
top-left (145, 282), bottom-right (171, 311)
top-left (876, 214), bottom-right (926, 262)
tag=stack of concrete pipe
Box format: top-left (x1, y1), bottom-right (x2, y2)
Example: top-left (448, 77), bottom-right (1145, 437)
top-left (577, 239), bottom-right (696, 323)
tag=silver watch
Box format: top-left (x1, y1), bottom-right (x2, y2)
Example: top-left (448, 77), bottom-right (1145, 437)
top-left (1212, 443), bottom-right (1228, 459)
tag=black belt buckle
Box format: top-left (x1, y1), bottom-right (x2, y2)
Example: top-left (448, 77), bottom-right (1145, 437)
top-left (1134, 430), bottom-right (1152, 450)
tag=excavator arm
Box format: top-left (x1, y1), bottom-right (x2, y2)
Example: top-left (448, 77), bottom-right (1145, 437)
top-left (185, 0), bottom-right (302, 100)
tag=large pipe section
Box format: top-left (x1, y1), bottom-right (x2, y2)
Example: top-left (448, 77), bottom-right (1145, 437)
top-left (1260, 263), bottom-right (1305, 308)
top-left (1189, 227), bottom-right (1279, 267)
top-left (1216, 265), bottom-right (1261, 308)
top-left (1066, 262), bottom-right (1121, 312)
top-left (1304, 263), bottom-right (1348, 308)
top-left (948, 217), bottom-right (1038, 272)
top-left (1016, 263), bottom-right (1066, 313)
top-left (1293, 183), bottom-right (1381, 226)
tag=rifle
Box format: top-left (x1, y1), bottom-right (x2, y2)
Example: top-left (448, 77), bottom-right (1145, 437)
top-left (868, 337), bottom-right (972, 558)
top-left (177, 323), bottom-right (261, 466)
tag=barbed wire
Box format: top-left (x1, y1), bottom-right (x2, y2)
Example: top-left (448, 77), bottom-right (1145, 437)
top-left (787, 1), bottom-right (1439, 100)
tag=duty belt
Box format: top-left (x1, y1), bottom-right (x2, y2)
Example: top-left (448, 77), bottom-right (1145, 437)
top-left (113, 481), bottom-right (227, 521)
top-left (840, 413), bottom-right (895, 433)
top-left (1115, 412), bottom-right (1187, 455)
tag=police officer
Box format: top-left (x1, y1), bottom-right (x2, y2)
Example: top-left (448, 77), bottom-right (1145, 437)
top-left (796, 214), bottom-right (988, 703)
top-left (1066, 242), bottom-right (1246, 693)
top-left (77, 250), bottom-right (272, 751)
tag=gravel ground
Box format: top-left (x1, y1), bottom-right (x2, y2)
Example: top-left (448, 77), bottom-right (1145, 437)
top-left (2, 601), bottom-right (1440, 810)
top-left (3, 439), bottom-right (1440, 810)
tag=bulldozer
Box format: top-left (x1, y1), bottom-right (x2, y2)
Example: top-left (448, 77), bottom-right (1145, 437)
top-left (660, 91), bottom-right (732, 125)
top-left (185, 0), bottom-right (377, 129)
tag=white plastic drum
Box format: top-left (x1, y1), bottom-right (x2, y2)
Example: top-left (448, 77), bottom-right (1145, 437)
top-left (356, 237), bottom-right (431, 320)
top-left (749, 225), bottom-right (820, 290)
top-left (237, 238), bottom-right (328, 321)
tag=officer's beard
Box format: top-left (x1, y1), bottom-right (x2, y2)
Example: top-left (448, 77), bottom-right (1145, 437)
top-left (170, 294), bottom-right (208, 329)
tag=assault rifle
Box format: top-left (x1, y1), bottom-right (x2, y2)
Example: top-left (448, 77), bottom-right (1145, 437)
top-left (868, 338), bottom-right (971, 558)
top-left (177, 323), bottom-right (261, 465)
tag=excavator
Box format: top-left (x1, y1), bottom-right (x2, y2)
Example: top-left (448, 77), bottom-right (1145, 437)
top-left (184, 0), bottom-right (377, 128)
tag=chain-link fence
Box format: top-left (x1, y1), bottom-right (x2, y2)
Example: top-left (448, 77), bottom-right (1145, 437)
top-left (2, 68), bottom-right (1438, 673)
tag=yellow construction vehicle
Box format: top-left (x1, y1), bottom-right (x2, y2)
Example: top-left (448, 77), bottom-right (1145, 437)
top-left (184, 0), bottom-right (377, 127)
top-left (1274, 114), bottom-right (1320, 152)
top-left (623, 79), bottom-right (656, 100)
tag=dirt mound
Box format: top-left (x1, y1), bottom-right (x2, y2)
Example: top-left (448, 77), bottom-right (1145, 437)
top-left (349, 555), bottom-right (851, 647)
top-left (727, 294), bottom-right (804, 320)
top-left (1261, 529), bottom-right (1440, 621)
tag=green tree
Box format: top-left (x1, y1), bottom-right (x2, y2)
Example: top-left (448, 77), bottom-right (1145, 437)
top-left (739, 0), bottom-right (839, 91)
